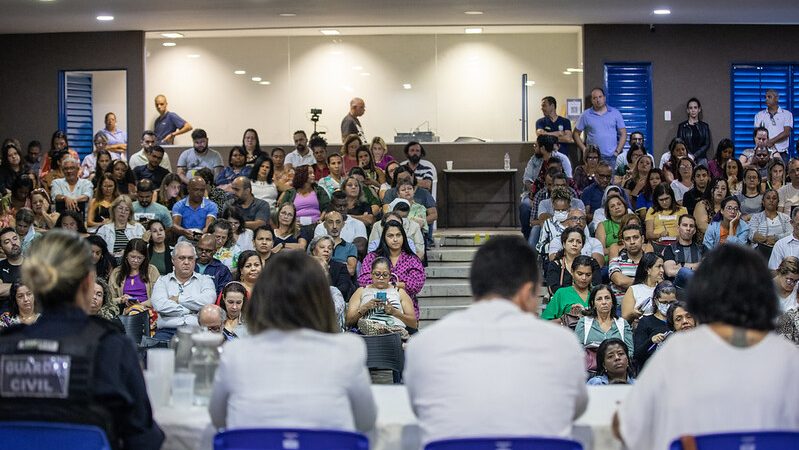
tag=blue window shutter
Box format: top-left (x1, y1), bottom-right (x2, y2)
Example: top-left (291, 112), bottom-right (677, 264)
top-left (731, 65), bottom-right (790, 156)
top-left (604, 63), bottom-right (653, 154)
top-left (792, 67), bottom-right (799, 152)
top-left (64, 74), bottom-right (94, 159)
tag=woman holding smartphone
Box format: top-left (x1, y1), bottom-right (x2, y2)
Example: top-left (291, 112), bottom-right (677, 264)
top-left (346, 256), bottom-right (417, 338)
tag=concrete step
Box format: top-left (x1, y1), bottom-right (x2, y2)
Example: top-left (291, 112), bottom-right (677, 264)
top-left (427, 248), bottom-right (478, 262)
top-left (425, 264), bottom-right (470, 279)
top-left (418, 280), bottom-right (471, 298)
top-left (419, 305), bottom-right (468, 320)
top-left (434, 235), bottom-right (493, 247)
top-left (418, 295), bottom-right (473, 307)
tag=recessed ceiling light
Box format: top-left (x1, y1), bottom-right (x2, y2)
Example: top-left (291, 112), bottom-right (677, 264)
top-left (162, 42), bottom-right (177, 47)
top-left (464, 27), bottom-right (483, 34)
top-left (525, 81), bottom-right (536, 86)
top-left (563, 71), bottom-right (572, 75)
top-left (464, 11), bottom-right (483, 15)
top-left (279, 13), bottom-right (297, 17)
top-left (187, 54), bottom-right (200, 58)
top-left (653, 9), bottom-right (671, 15)
top-left (259, 81), bottom-right (271, 85)
top-left (320, 29), bottom-right (340, 36)
top-left (352, 65), bottom-right (363, 70)
top-left (402, 83), bottom-right (412, 90)
top-left (161, 32), bottom-right (184, 39)
top-left (361, 72), bottom-right (371, 76)
top-left (234, 70), bottom-right (246, 75)
top-left (96, 15), bottom-right (114, 21)
top-left (251, 77), bottom-right (262, 82)
top-left (566, 68), bottom-right (584, 73)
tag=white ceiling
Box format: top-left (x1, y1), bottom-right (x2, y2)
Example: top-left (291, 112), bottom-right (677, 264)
top-left (2, 0), bottom-right (799, 35)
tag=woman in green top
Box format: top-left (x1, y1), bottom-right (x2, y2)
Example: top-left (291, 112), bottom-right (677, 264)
top-left (595, 194), bottom-right (629, 261)
top-left (542, 255), bottom-right (595, 320)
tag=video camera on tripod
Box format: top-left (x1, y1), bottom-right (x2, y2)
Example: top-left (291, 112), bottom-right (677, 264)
top-left (309, 108), bottom-right (324, 136)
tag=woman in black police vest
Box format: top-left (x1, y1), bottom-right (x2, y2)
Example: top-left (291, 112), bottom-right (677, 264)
top-left (0, 230), bottom-right (164, 449)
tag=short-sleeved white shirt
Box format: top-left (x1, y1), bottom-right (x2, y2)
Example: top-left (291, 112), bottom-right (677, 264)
top-left (755, 107), bottom-right (794, 152)
top-left (619, 326), bottom-right (799, 450)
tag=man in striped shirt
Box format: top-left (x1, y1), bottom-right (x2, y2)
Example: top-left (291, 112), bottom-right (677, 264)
top-left (609, 224), bottom-right (645, 302)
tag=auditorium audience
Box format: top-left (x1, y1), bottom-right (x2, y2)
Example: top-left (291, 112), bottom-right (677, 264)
top-left (632, 281), bottom-right (677, 369)
top-left (151, 241), bottom-right (216, 340)
top-left (621, 252), bottom-right (664, 322)
top-left (623, 154), bottom-right (654, 210)
top-left (359, 220), bottom-right (425, 318)
top-left (209, 251), bottom-right (376, 433)
top-left (725, 157), bottom-right (744, 195)
top-left (737, 167), bottom-right (764, 221)
top-left (368, 209), bottom-right (425, 260)
top-left (346, 256), bottom-right (417, 337)
top-left (615, 244), bottom-right (799, 450)
top-left (586, 338), bottom-right (635, 385)
top-left (573, 145), bottom-right (602, 192)
top-left (405, 236), bottom-right (587, 446)
top-left (195, 167), bottom-right (229, 212)
top-left (96, 195), bottom-right (145, 259)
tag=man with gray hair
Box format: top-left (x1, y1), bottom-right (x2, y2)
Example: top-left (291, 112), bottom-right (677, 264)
top-left (754, 89), bottom-right (793, 162)
top-left (151, 240), bottom-right (216, 340)
top-left (198, 304), bottom-right (226, 333)
top-left (341, 97), bottom-right (366, 142)
top-left (50, 156), bottom-right (92, 216)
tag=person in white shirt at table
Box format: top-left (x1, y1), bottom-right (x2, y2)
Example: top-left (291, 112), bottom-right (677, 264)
top-left (404, 235), bottom-right (588, 446)
top-left (614, 244), bottom-right (799, 450)
top-left (209, 251), bottom-right (376, 433)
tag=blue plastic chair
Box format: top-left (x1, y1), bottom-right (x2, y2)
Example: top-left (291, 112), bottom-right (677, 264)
top-left (425, 436), bottom-right (583, 450)
top-left (214, 428), bottom-right (370, 450)
top-left (0, 421), bottom-right (111, 450)
top-left (669, 431), bottom-right (799, 449)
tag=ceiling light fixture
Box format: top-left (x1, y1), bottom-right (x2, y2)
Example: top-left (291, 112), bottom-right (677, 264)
top-left (161, 32), bottom-right (184, 39)
top-left (352, 65), bottom-right (363, 70)
top-left (259, 81), bottom-right (271, 85)
top-left (563, 71), bottom-right (572, 75)
top-left (251, 77), bottom-right (262, 82)
top-left (361, 72), bottom-right (371, 76)
top-left (320, 29), bottom-right (340, 35)
top-left (464, 11), bottom-right (483, 15)
top-left (653, 9), bottom-right (671, 15)
top-left (96, 15), bottom-right (114, 21)
top-left (162, 42), bottom-right (177, 47)
top-left (234, 70), bottom-right (246, 75)
top-left (279, 13), bottom-right (297, 17)
top-left (403, 83), bottom-right (412, 90)
top-left (464, 27), bottom-right (483, 34)
top-left (566, 68), bottom-right (584, 73)
top-left (525, 81), bottom-right (536, 86)
top-left (187, 54), bottom-right (200, 58)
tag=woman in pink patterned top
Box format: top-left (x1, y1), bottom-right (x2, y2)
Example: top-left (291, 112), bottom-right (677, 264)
top-left (358, 220), bottom-right (426, 319)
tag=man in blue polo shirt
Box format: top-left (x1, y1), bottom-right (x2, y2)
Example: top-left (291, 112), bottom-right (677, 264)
top-left (323, 210), bottom-right (358, 277)
top-left (172, 177), bottom-right (218, 241)
top-left (535, 96), bottom-right (573, 144)
top-left (574, 88), bottom-right (627, 165)
top-left (153, 94), bottom-right (192, 145)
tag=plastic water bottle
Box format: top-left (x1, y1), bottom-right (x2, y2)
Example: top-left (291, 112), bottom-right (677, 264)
top-left (504, 152), bottom-right (511, 170)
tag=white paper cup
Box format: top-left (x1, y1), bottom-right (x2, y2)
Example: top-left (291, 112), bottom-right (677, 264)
top-left (144, 370), bottom-right (170, 407)
top-left (446, 161), bottom-right (453, 170)
top-left (171, 372), bottom-right (196, 407)
top-left (147, 348), bottom-right (175, 376)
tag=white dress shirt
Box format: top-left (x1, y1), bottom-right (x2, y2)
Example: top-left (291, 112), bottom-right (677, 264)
top-left (755, 107), bottom-right (794, 153)
top-left (284, 149), bottom-right (317, 168)
top-left (768, 234), bottom-right (799, 270)
top-left (151, 271), bottom-right (216, 329)
top-left (209, 329), bottom-right (376, 432)
top-left (404, 299), bottom-right (588, 446)
top-left (314, 217), bottom-right (367, 242)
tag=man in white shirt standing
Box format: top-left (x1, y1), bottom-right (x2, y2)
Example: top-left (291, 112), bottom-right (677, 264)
top-left (754, 89), bottom-right (793, 163)
top-left (284, 130), bottom-right (316, 170)
top-left (404, 235), bottom-right (588, 446)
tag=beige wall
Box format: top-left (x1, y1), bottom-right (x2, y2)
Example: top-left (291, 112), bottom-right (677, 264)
top-left (91, 70), bottom-right (128, 139)
top-left (145, 32), bottom-right (581, 146)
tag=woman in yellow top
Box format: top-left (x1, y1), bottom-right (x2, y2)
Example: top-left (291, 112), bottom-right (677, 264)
top-left (645, 183), bottom-right (687, 246)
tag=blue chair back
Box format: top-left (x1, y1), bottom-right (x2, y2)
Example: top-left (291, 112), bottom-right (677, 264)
top-left (670, 431), bottom-right (799, 449)
top-left (425, 436), bottom-right (582, 450)
top-left (214, 428), bottom-right (369, 450)
top-left (0, 421), bottom-right (111, 450)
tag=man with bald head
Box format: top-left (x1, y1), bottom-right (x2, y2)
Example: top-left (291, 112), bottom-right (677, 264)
top-left (198, 304), bottom-right (225, 333)
top-left (172, 176), bottom-right (218, 240)
top-left (225, 176), bottom-right (271, 230)
top-left (195, 234), bottom-right (231, 296)
top-left (153, 94), bottom-right (192, 145)
top-left (341, 97), bottom-right (366, 142)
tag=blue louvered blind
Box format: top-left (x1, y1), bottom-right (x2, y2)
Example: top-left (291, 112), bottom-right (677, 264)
top-left (731, 64), bottom-right (793, 157)
top-left (604, 63), bottom-right (653, 154)
top-left (793, 68), bottom-right (799, 151)
top-left (63, 73), bottom-right (94, 158)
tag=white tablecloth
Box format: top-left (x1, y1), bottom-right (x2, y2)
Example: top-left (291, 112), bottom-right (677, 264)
top-left (153, 385), bottom-right (629, 450)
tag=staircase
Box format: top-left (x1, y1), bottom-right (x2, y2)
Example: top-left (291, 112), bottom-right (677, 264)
top-left (418, 229), bottom-right (521, 329)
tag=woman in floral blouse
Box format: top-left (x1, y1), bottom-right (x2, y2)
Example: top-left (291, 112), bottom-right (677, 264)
top-left (358, 219), bottom-right (426, 319)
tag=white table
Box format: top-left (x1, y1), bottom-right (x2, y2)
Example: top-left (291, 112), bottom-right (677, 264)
top-left (154, 385), bottom-right (629, 450)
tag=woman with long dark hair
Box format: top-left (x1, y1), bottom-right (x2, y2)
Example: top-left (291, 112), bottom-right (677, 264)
top-left (621, 252), bottom-right (664, 322)
top-left (108, 238), bottom-right (160, 308)
top-left (241, 128), bottom-right (263, 164)
top-left (87, 234), bottom-right (116, 281)
top-left (249, 156), bottom-right (278, 208)
top-left (707, 138), bottom-right (734, 180)
top-left (702, 196), bottom-right (749, 250)
top-left (358, 219), bottom-right (425, 318)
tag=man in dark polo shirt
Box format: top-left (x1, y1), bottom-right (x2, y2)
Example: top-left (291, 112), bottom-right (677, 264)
top-left (133, 145), bottom-right (170, 187)
top-left (225, 177), bottom-right (270, 231)
top-left (536, 96), bottom-right (573, 144)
